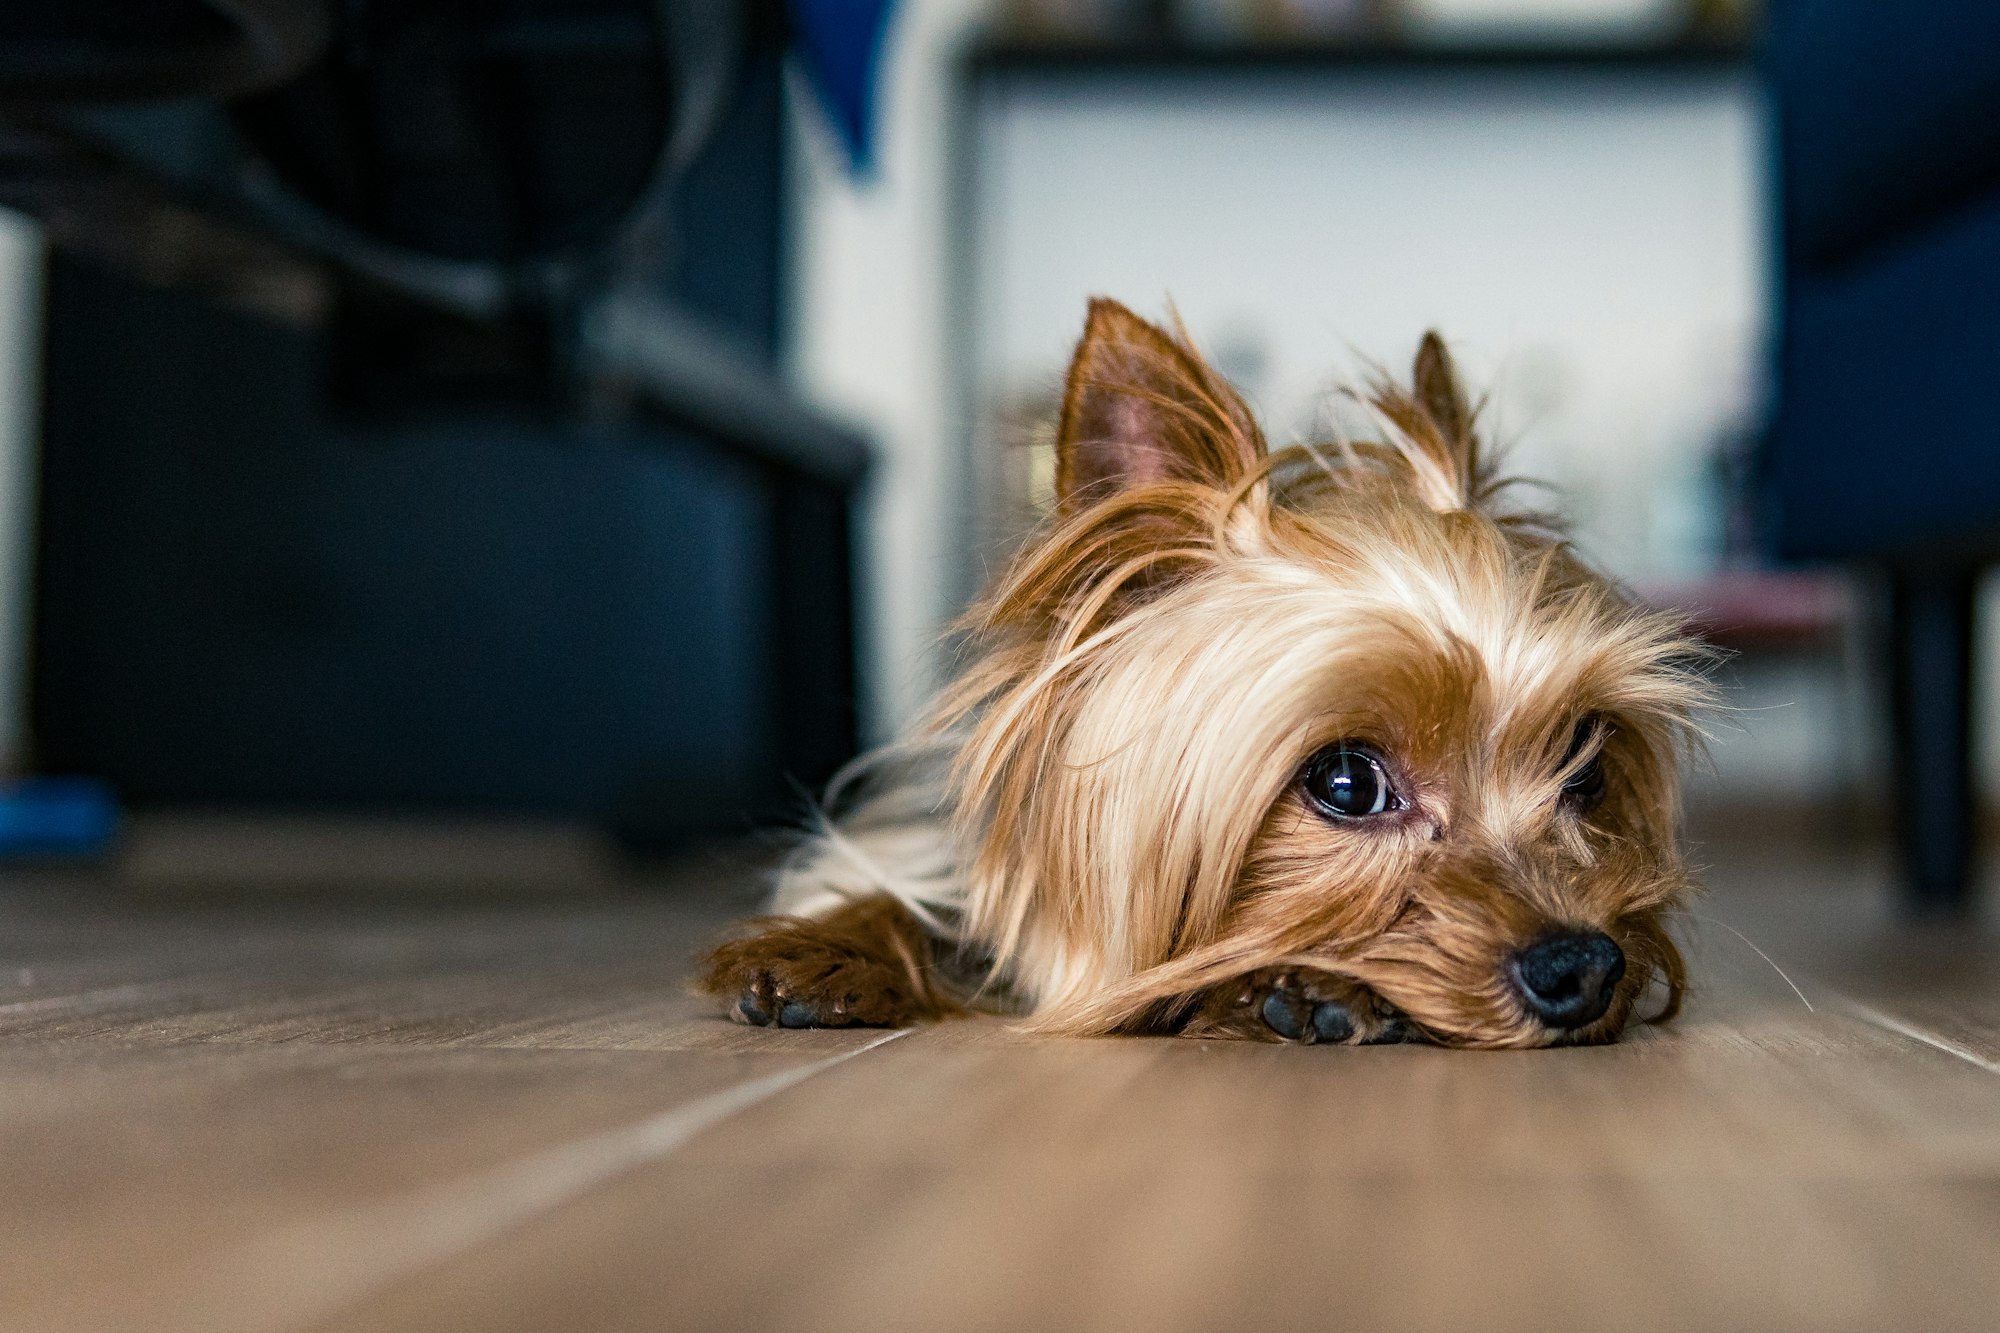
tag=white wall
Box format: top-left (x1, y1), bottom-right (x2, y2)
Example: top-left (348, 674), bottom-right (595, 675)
top-left (786, 0), bottom-right (992, 741)
top-left (973, 70), bottom-right (1768, 583)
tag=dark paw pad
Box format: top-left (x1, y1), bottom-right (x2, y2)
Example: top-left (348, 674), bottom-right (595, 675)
top-left (1260, 988), bottom-right (1363, 1043)
top-left (731, 981), bottom-right (861, 1030)
top-left (1310, 1000), bottom-right (1356, 1044)
top-left (1198, 968), bottom-right (1409, 1046)
top-left (1260, 990), bottom-right (1306, 1040)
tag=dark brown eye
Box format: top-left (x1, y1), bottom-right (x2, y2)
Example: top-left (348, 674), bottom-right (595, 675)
top-left (1301, 745), bottom-right (1398, 820)
top-left (1561, 718), bottom-right (1608, 809)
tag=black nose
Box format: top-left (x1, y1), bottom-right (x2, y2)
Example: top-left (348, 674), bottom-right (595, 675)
top-left (1511, 931), bottom-right (1625, 1030)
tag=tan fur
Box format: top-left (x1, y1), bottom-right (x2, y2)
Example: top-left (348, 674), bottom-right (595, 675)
top-left (711, 298), bottom-right (1713, 1049)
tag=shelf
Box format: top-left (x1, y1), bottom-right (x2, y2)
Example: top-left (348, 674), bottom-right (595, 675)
top-left (966, 28), bottom-right (1754, 77)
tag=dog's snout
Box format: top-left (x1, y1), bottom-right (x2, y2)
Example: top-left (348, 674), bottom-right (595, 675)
top-left (1510, 931), bottom-right (1624, 1030)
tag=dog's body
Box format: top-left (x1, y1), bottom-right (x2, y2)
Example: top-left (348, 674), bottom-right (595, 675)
top-left (700, 299), bottom-right (1711, 1048)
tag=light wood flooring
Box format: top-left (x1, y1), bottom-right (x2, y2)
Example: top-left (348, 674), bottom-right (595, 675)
top-left (1, 820), bottom-right (1996, 1333)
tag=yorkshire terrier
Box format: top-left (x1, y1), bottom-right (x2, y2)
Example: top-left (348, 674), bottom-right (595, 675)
top-left (699, 298), bottom-right (1711, 1048)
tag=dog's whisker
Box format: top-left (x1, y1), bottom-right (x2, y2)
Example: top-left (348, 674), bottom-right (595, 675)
top-left (1687, 911), bottom-right (1816, 1013)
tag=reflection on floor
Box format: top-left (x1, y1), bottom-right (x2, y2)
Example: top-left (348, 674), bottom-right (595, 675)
top-left (0, 819), bottom-right (1995, 1333)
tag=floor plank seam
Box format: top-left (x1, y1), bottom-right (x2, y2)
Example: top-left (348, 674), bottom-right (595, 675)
top-left (1837, 997), bottom-right (2000, 1077)
top-left (0, 981), bottom-right (189, 1016)
top-left (219, 1028), bottom-right (908, 1332)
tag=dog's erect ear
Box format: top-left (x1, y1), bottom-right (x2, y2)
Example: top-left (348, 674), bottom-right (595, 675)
top-left (1412, 330), bottom-right (1473, 448)
top-left (1370, 330), bottom-right (1486, 514)
top-left (1055, 298), bottom-right (1264, 512)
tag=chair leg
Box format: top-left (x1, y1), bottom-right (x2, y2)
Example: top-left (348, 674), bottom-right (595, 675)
top-left (1884, 567), bottom-right (1979, 919)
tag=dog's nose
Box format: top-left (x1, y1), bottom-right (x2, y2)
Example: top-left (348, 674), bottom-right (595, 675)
top-left (1510, 931), bottom-right (1625, 1029)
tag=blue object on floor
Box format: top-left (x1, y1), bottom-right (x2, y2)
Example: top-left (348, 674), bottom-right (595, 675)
top-left (0, 777), bottom-right (120, 856)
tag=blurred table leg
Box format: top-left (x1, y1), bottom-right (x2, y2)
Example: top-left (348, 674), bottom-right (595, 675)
top-left (1885, 565), bottom-right (1978, 919)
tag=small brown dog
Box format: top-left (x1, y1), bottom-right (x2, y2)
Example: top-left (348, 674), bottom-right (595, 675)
top-left (699, 298), bottom-right (1711, 1047)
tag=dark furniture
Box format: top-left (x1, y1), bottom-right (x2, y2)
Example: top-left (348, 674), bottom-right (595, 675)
top-left (1761, 0), bottom-right (2000, 916)
top-left (0, 0), bottom-right (869, 848)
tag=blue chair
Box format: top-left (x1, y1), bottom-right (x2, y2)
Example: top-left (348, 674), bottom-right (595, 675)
top-left (1761, 0), bottom-right (2000, 916)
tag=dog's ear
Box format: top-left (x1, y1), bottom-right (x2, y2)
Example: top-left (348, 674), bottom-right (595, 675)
top-left (1369, 330), bottom-right (1485, 514)
top-left (1412, 331), bottom-right (1473, 448)
top-left (1056, 298), bottom-right (1264, 513)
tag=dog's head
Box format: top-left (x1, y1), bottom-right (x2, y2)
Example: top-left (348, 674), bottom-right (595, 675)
top-left (939, 299), bottom-right (1712, 1047)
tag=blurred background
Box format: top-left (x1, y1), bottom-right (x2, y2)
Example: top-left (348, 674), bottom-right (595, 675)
top-left (0, 0), bottom-right (1992, 915)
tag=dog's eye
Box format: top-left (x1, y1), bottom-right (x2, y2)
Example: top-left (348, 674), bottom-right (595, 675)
top-left (1301, 745), bottom-right (1397, 820)
top-left (1561, 719), bottom-right (1608, 809)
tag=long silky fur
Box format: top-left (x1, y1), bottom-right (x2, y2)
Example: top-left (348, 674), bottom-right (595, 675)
top-left (769, 301), bottom-right (1716, 1047)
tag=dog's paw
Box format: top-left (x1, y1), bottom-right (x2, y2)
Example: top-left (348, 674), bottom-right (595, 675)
top-left (730, 969), bottom-right (852, 1029)
top-left (716, 955), bottom-right (914, 1029)
top-left (699, 924), bottom-right (936, 1030)
top-left (1187, 968), bottom-right (1411, 1045)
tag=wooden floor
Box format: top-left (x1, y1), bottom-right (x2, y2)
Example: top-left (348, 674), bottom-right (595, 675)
top-left (2, 820), bottom-right (1998, 1333)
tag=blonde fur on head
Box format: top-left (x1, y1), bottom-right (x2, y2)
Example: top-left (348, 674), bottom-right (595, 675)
top-left (750, 297), bottom-right (1713, 1048)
